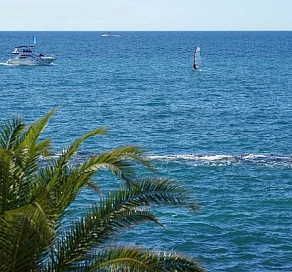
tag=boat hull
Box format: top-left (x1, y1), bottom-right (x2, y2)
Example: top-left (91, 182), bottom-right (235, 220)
top-left (6, 56), bottom-right (55, 66)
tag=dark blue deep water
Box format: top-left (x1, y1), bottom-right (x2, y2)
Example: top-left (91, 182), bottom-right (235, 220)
top-left (1, 31), bottom-right (292, 271)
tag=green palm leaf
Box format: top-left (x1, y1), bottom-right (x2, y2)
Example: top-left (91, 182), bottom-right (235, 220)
top-left (0, 117), bottom-right (26, 149)
top-left (47, 178), bottom-right (198, 270)
top-left (0, 109), bottom-right (205, 272)
top-left (86, 248), bottom-right (205, 272)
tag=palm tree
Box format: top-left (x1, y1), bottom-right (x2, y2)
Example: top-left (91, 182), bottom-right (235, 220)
top-left (0, 108), bottom-right (205, 272)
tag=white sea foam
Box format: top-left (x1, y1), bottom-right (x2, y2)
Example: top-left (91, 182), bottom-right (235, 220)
top-left (147, 153), bottom-right (292, 167)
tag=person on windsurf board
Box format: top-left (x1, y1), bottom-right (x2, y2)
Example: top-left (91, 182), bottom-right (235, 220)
top-left (193, 46), bottom-right (201, 70)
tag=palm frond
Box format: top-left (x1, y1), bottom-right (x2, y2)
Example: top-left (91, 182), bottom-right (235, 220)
top-left (79, 145), bottom-right (151, 185)
top-left (44, 145), bottom-right (149, 214)
top-left (6, 108), bottom-right (57, 181)
top-left (87, 247), bottom-right (206, 272)
top-left (21, 107), bottom-right (58, 148)
top-left (108, 145), bottom-right (152, 170)
top-left (0, 213), bottom-right (44, 272)
top-left (54, 127), bottom-right (107, 168)
top-left (0, 148), bottom-right (34, 212)
top-left (0, 149), bottom-right (13, 214)
top-left (0, 109), bottom-right (204, 272)
top-left (9, 186), bottom-right (56, 238)
top-left (50, 205), bottom-right (159, 270)
top-left (45, 127), bottom-right (107, 190)
top-left (0, 117), bottom-right (26, 150)
top-left (0, 110), bottom-right (55, 214)
top-left (48, 177), bottom-right (199, 270)
top-left (118, 178), bottom-right (199, 212)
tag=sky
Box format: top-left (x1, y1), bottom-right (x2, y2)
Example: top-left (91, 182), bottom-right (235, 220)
top-left (1, 0), bottom-right (291, 31)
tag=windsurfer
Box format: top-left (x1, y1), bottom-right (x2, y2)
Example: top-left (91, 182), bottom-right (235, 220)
top-left (193, 46), bottom-right (201, 70)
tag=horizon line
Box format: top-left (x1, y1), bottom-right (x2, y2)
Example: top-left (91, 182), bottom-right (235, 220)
top-left (0, 29), bottom-right (291, 32)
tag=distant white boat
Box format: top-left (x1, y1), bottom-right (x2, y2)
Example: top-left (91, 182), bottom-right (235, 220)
top-left (6, 37), bottom-right (55, 66)
top-left (101, 32), bottom-right (120, 37)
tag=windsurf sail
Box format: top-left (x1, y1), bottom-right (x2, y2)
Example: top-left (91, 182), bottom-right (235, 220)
top-left (193, 46), bottom-right (201, 70)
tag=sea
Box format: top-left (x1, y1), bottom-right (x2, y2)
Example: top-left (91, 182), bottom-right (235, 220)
top-left (0, 31), bottom-right (291, 271)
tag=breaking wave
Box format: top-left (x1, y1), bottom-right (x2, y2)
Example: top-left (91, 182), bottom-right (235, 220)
top-left (148, 153), bottom-right (292, 167)
top-left (39, 152), bottom-right (292, 168)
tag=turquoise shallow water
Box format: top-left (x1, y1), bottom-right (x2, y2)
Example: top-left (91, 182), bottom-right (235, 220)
top-left (0, 31), bottom-right (292, 271)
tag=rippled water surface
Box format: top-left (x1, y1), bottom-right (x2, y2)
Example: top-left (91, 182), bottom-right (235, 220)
top-left (1, 31), bottom-right (292, 271)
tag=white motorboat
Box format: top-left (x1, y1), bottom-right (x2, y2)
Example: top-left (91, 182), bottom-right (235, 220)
top-left (101, 32), bottom-right (120, 37)
top-left (6, 42), bottom-right (55, 66)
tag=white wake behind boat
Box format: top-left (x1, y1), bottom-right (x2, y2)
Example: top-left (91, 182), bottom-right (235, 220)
top-left (6, 37), bottom-right (55, 66)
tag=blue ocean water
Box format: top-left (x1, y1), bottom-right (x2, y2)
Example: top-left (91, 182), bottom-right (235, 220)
top-left (0, 31), bottom-right (292, 271)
